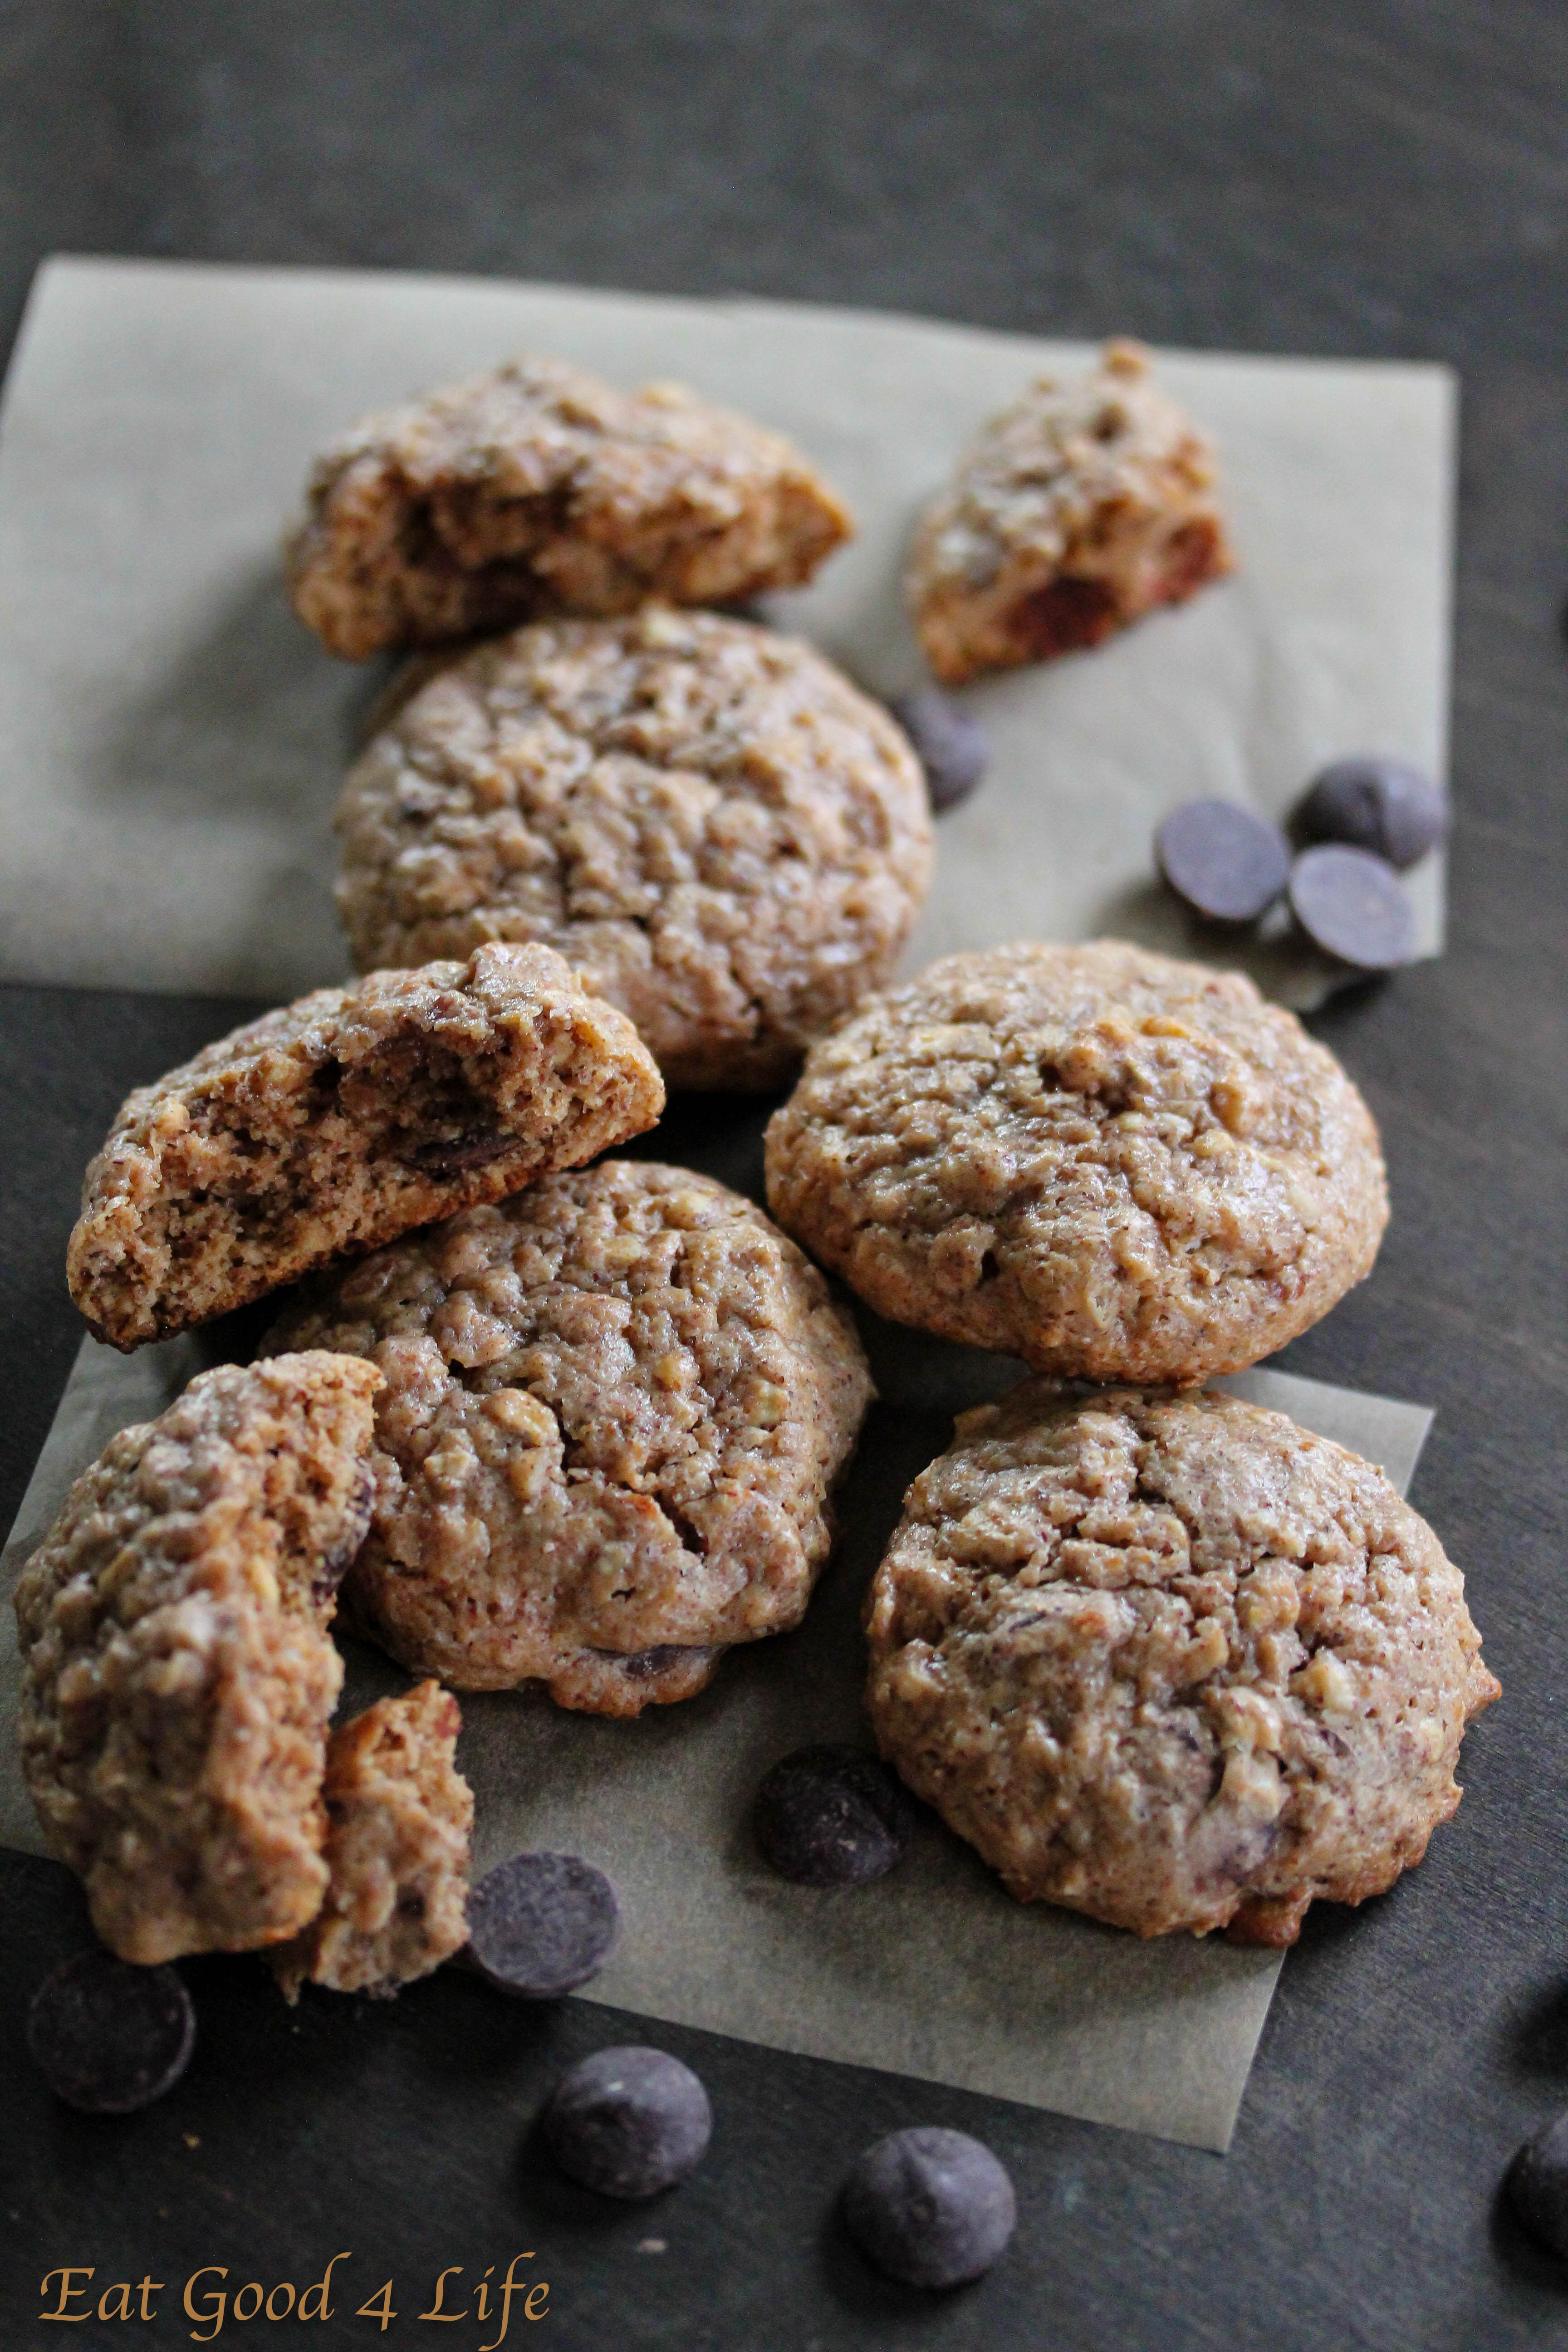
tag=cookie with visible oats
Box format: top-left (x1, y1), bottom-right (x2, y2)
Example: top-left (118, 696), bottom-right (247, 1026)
top-left (764, 939), bottom-right (1387, 1386)
top-left (287, 356), bottom-right (853, 660)
top-left (906, 341), bottom-right (1233, 686)
top-left (13, 1354), bottom-right (382, 1966)
top-left (271, 1681), bottom-right (473, 2002)
top-left (68, 942), bottom-right (663, 1351)
top-left (263, 1161), bottom-right (873, 1716)
top-left (333, 606), bottom-right (934, 1091)
top-left (867, 1381), bottom-right (1499, 1944)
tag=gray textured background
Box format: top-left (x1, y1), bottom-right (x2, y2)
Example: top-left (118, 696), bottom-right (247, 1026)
top-left (1, 6), bottom-right (1565, 2347)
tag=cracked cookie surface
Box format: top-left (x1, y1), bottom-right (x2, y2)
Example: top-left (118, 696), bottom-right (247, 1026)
top-left (866, 1382), bottom-right (1498, 1943)
top-left (68, 942), bottom-right (663, 1351)
top-left (13, 1354), bottom-right (382, 1965)
top-left (271, 1681), bottom-right (473, 2002)
top-left (287, 355), bottom-right (853, 659)
top-left (263, 1161), bottom-right (873, 1715)
top-left (906, 341), bottom-right (1233, 686)
top-left (764, 939), bottom-right (1387, 1385)
top-left (333, 607), bottom-right (934, 1091)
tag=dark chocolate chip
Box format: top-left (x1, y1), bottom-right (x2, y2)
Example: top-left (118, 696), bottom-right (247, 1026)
top-left (752, 1744), bottom-right (918, 1887)
top-left (542, 2046), bottom-right (712, 2199)
top-left (466, 1852), bottom-right (619, 1999)
top-left (27, 1950), bottom-right (196, 2114)
top-left (887, 688), bottom-right (990, 812)
top-left (1288, 843), bottom-right (1415, 969)
top-left (1014, 573), bottom-right (1120, 656)
top-left (614, 1643), bottom-right (718, 1682)
top-left (399, 1129), bottom-right (515, 1179)
top-left (843, 2126), bottom-right (1016, 2288)
top-left (1296, 756), bottom-right (1447, 869)
top-left (1509, 2113), bottom-right (1568, 2258)
top-left (1154, 797), bottom-right (1291, 922)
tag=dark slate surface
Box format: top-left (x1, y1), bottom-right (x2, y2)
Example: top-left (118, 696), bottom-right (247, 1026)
top-left (2, 5), bottom-right (1566, 2345)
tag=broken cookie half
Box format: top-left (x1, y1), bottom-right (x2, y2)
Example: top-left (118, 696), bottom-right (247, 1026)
top-left (287, 354), bottom-right (854, 659)
top-left (15, 1354), bottom-right (475, 1999)
top-left (271, 1681), bottom-right (473, 2003)
top-left (906, 340), bottom-right (1234, 686)
top-left (13, 1355), bottom-right (383, 1965)
top-left (67, 941), bottom-right (664, 1350)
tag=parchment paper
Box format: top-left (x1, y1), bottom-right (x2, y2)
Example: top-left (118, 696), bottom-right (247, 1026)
top-left (0, 256), bottom-right (1452, 1009)
top-left (0, 1328), bottom-right (1432, 2155)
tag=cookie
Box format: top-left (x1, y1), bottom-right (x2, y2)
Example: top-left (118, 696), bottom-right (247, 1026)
top-left (906, 341), bottom-right (1233, 686)
top-left (270, 1681), bottom-right (473, 2002)
top-left (13, 1354), bottom-right (382, 1965)
top-left (262, 1161), bottom-right (873, 1715)
top-left (334, 607), bottom-right (934, 1090)
top-left (866, 1382), bottom-right (1499, 1944)
top-left (764, 939), bottom-right (1387, 1385)
top-left (68, 942), bottom-right (663, 1352)
top-left (287, 356), bottom-right (853, 660)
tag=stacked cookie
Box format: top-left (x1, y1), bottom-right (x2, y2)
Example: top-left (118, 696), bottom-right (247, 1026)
top-left (14, 350), bottom-right (1493, 1987)
top-left (291, 354), bottom-right (934, 1094)
top-left (20, 946), bottom-right (873, 1972)
top-left (764, 939), bottom-right (1497, 1945)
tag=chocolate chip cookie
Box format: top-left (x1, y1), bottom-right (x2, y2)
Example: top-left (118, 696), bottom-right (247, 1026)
top-left (334, 607), bottom-right (933, 1090)
top-left (906, 341), bottom-right (1233, 686)
top-left (68, 943), bottom-right (663, 1351)
top-left (263, 1161), bottom-right (873, 1715)
top-left (271, 1681), bottom-right (473, 2002)
top-left (764, 940), bottom-right (1387, 1385)
top-left (13, 1354), bottom-right (382, 1965)
top-left (866, 1382), bottom-right (1498, 1944)
top-left (288, 356), bottom-right (853, 659)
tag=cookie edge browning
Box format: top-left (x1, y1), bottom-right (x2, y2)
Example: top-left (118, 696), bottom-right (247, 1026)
top-left (763, 939), bottom-right (1390, 1386)
top-left (906, 341), bottom-right (1235, 688)
top-left (864, 1383), bottom-right (1500, 1943)
top-left (270, 1680), bottom-right (474, 2002)
top-left (12, 1352), bottom-right (383, 1965)
top-left (67, 943), bottom-right (665, 1352)
top-left (286, 358), bottom-right (855, 660)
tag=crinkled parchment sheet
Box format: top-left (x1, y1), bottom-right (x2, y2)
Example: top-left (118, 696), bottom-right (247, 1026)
top-left (0, 1315), bottom-right (1431, 2154)
top-left (0, 256), bottom-right (1451, 1008)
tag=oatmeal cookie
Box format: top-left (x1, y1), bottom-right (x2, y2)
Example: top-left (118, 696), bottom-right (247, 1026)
top-left (764, 940), bottom-right (1387, 1385)
top-left (867, 1382), bottom-right (1498, 1943)
top-left (334, 607), bottom-right (934, 1090)
top-left (13, 1354), bottom-right (382, 1965)
top-left (271, 1681), bottom-right (473, 2002)
top-left (68, 943), bottom-right (663, 1352)
top-left (906, 341), bottom-right (1233, 686)
top-left (287, 356), bottom-right (853, 660)
top-left (263, 1161), bottom-right (873, 1715)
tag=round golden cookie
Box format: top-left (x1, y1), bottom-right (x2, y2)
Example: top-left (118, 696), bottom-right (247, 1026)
top-left (866, 1381), bottom-right (1498, 1944)
top-left (263, 1161), bottom-right (872, 1716)
top-left (764, 939), bottom-right (1388, 1384)
top-left (334, 607), bottom-right (934, 1091)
